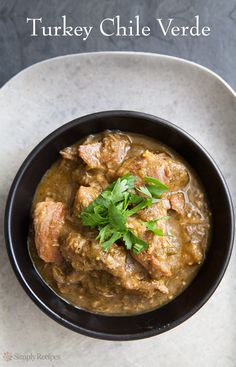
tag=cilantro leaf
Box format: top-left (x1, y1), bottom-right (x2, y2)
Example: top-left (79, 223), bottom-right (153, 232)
top-left (123, 231), bottom-right (133, 250)
top-left (137, 186), bottom-right (152, 197)
top-left (121, 173), bottom-right (137, 189)
top-left (96, 224), bottom-right (114, 243)
top-left (80, 209), bottom-right (108, 227)
top-left (80, 174), bottom-right (169, 254)
top-left (112, 178), bottom-right (128, 202)
top-left (127, 231), bottom-right (149, 253)
top-left (101, 232), bottom-right (123, 251)
top-left (81, 195), bottom-right (109, 218)
top-left (128, 193), bottom-right (144, 205)
top-left (108, 202), bottom-right (127, 232)
top-left (133, 243), bottom-right (146, 253)
top-left (127, 198), bottom-right (152, 217)
top-left (144, 176), bottom-right (169, 198)
top-left (106, 174), bottom-right (136, 192)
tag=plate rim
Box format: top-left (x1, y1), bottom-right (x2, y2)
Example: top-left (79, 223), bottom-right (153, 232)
top-left (1, 51), bottom-right (235, 99)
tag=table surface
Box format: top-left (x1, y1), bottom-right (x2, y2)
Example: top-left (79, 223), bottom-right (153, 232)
top-left (0, 0), bottom-right (236, 89)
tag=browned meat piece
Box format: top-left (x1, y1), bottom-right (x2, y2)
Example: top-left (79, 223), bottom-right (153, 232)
top-left (181, 221), bottom-right (209, 265)
top-left (89, 173), bottom-right (109, 190)
top-left (101, 133), bottom-right (131, 170)
top-left (79, 142), bottom-right (102, 169)
top-left (132, 249), bottom-right (171, 278)
top-left (61, 232), bottom-right (169, 295)
top-left (60, 146), bottom-right (79, 161)
top-left (133, 233), bottom-right (182, 279)
top-left (140, 151), bottom-right (189, 189)
top-left (117, 156), bottom-right (144, 180)
top-left (169, 192), bottom-right (185, 215)
top-left (138, 201), bottom-right (168, 222)
top-left (72, 165), bottom-right (109, 190)
top-left (33, 199), bottom-right (65, 264)
top-left (78, 134), bottom-right (131, 172)
top-left (128, 202), bottom-right (182, 279)
top-left (129, 222), bottom-right (173, 278)
top-left (126, 216), bottom-right (147, 238)
top-left (118, 150), bottom-right (189, 190)
top-left (73, 186), bottom-right (100, 214)
top-left (183, 242), bottom-right (204, 265)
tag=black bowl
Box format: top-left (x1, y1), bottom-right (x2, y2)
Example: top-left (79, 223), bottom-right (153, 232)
top-left (4, 111), bottom-right (234, 340)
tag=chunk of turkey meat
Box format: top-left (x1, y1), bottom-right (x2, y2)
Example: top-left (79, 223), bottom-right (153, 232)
top-left (168, 192), bottom-right (186, 215)
top-left (128, 201), bottom-right (182, 278)
top-left (73, 185), bottom-right (100, 214)
top-left (79, 134), bottom-right (131, 171)
top-left (61, 232), bottom-right (169, 296)
top-left (60, 146), bottom-right (79, 161)
top-left (79, 142), bottom-right (102, 169)
top-left (33, 199), bottom-right (65, 264)
top-left (118, 150), bottom-right (189, 189)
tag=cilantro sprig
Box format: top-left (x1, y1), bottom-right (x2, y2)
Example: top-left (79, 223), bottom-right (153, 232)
top-left (80, 174), bottom-right (169, 253)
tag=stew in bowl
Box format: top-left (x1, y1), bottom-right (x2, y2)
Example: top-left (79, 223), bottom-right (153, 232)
top-left (29, 131), bottom-right (211, 315)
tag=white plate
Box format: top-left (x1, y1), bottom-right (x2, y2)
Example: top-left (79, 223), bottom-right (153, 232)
top-left (0, 52), bottom-right (235, 367)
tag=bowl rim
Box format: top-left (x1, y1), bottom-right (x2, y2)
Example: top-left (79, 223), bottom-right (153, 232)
top-left (4, 110), bottom-right (235, 340)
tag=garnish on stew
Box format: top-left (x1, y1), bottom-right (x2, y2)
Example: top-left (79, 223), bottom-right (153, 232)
top-left (80, 174), bottom-right (169, 253)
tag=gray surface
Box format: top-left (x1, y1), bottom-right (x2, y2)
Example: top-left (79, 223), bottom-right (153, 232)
top-left (0, 0), bottom-right (236, 89)
top-left (1, 1), bottom-right (236, 366)
top-left (0, 52), bottom-right (235, 366)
